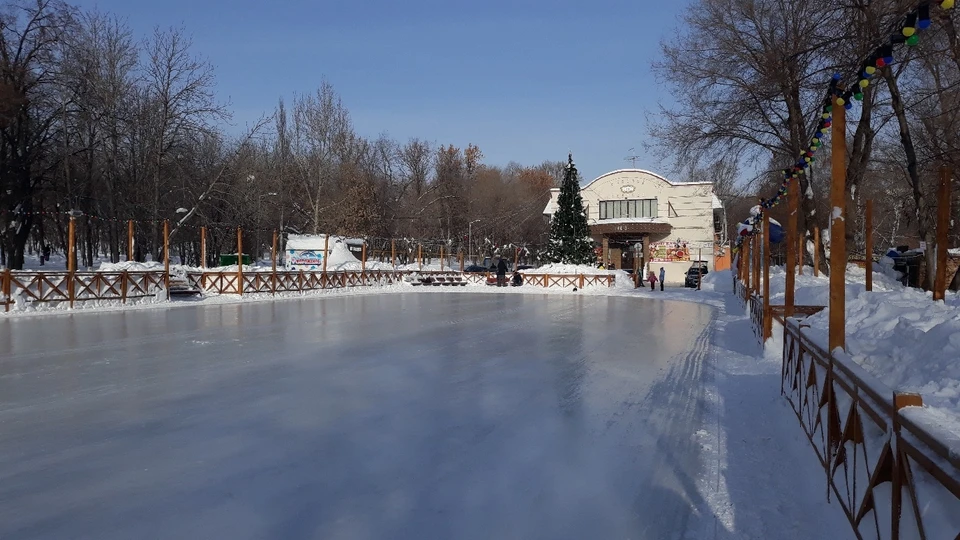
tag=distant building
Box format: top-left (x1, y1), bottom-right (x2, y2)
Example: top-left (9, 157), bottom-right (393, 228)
top-left (543, 169), bottom-right (726, 284)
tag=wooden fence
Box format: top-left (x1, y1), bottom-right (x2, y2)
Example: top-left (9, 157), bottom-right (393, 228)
top-left (186, 270), bottom-right (409, 295)
top-left (2, 267), bottom-right (618, 313)
top-left (1, 270), bottom-right (167, 312)
top-left (461, 272), bottom-right (615, 288)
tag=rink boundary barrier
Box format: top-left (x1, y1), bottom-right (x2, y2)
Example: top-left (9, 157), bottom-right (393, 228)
top-left (733, 270), bottom-right (960, 539)
top-left (1, 268), bottom-right (615, 312)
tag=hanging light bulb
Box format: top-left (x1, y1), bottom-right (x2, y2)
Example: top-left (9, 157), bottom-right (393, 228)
top-left (864, 66), bottom-right (877, 76)
top-left (907, 34), bottom-right (920, 46)
top-left (903, 12), bottom-right (918, 36)
top-left (918, 4), bottom-right (931, 29)
top-left (822, 112), bottom-right (830, 119)
top-left (943, 0), bottom-right (955, 9)
top-left (880, 44), bottom-right (894, 65)
top-left (859, 79), bottom-right (869, 88)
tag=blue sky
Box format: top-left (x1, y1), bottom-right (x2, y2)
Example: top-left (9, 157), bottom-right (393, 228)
top-left (71, 0), bottom-right (691, 182)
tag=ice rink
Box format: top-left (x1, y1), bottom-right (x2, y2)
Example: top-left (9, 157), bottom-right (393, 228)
top-left (0, 293), bottom-right (718, 539)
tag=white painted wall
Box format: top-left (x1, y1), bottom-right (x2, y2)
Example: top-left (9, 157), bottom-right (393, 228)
top-left (545, 169), bottom-right (717, 284)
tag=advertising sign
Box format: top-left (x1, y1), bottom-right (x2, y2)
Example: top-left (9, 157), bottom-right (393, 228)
top-left (286, 249), bottom-right (325, 271)
top-left (650, 240), bottom-right (692, 263)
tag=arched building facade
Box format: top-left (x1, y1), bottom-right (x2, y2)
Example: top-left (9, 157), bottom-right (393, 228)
top-left (543, 169), bottom-right (726, 284)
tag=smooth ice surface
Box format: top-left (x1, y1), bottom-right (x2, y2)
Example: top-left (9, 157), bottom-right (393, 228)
top-left (0, 293), bottom-right (716, 540)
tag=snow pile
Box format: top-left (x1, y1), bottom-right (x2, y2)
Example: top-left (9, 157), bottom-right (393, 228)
top-left (765, 263), bottom-right (902, 306)
top-left (802, 287), bottom-right (960, 423)
top-left (699, 269), bottom-right (731, 292)
top-left (760, 263), bottom-right (960, 428)
top-left (324, 241), bottom-right (362, 270)
top-left (522, 263), bottom-right (611, 275)
top-left (98, 261), bottom-right (165, 272)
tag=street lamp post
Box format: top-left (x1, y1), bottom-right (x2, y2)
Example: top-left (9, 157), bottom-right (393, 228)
top-left (468, 219), bottom-right (481, 265)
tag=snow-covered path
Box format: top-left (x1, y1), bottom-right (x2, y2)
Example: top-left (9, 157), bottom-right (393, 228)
top-left (0, 292), bottom-right (848, 539)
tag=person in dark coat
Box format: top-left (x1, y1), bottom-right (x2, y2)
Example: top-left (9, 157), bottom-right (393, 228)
top-left (511, 271), bottom-right (523, 287)
top-left (496, 257), bottom-right (508, 287)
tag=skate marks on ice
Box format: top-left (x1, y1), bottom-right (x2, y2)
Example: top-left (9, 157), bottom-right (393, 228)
top-left (0, 293), bottom-right (735, 539)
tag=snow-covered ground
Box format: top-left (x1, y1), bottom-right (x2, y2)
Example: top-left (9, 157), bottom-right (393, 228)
top-left (0, 286), bottom-right (850, 539)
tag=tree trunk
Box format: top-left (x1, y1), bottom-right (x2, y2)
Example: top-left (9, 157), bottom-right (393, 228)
top-left (884, 67), bottom-right (934, 289)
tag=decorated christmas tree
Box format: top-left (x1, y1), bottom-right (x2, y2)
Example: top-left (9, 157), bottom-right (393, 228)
top-left (543, 154), bottom-right (595, 265)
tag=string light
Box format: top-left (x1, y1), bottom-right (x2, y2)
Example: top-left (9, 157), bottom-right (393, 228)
top-left (738, 0), bottom-right (955, 236)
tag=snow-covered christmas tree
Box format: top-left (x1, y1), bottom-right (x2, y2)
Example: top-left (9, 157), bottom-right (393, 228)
top-left (543, 154), bottom-right (595, 265)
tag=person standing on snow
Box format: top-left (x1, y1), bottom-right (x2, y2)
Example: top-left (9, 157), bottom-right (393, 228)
top-left (647, 270), bottom-right (657, 291)
top-left (496, 257), bottom-right (508, 287)
top-left (659, 267), bottom-right (665, 291)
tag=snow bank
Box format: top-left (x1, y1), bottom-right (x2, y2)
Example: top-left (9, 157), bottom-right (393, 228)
top-left (522, 263), bottom-right (611, 275)
top-left (98, 261), bottom-right (165, 272)
top-left (803, 288), bottom-right (960, 418)
top-left (699, 269), bottom-right (731, 292)
top-left (762, 264), bottom-right (960, 427)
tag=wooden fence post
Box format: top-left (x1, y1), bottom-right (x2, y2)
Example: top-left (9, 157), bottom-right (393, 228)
top-left (418, 245), bottom-right (422, 271)
top-left (514, 247), bottom-right (520, 270)
top-left (762, 213), bottom-right (771, 340)
top-left (127, 220), bottom-right (134, 262)
top-left (201, 226), bottom-right (207, 269)
top-left (813, 226), bottom-right (820, 277)
top-left (752, 228), bottom-right (761, 294)
top-left (271, 229), bottom-right (278, 295)
top-left (2, 268), bottom-right (10, 312)
top-left (786, 178), bottom-right (799, 317)
top-left (440, 246), bottom-right (444, 271)
top-left (68, 216), bottom-right (76, 273)
top-left (322, 234), bottom-right (329, 275)
top-left (459, 251), bottom-right (464, 272)
top-left (829, 96), bottom-right (846, 353)
top-left (237, 227), bottom-right (243, 296)
top-left (391, 239), bottom-right (396, 268)
top-left (163, 219), bottom-right (170, 300)
top-left (934, 167), bottom-right (951, 301)
top-left (798, 233), bottom-right (804, 276)
top-left (361, 241), bottom-right (367, 273)
top-left (120, 271), bottom-right (128, 304)
top-left (865, 199), bottom-right (874, 293)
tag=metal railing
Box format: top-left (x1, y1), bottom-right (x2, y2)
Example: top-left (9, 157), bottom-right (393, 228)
top-left (781, 317), bottom-right (960, 539)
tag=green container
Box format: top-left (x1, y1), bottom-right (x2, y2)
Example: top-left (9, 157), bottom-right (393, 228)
top-left (219, 254), bottom-right (252, 266)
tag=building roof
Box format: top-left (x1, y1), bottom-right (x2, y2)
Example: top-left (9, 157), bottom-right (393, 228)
top-left (580, 169), bottom-right (713, 192)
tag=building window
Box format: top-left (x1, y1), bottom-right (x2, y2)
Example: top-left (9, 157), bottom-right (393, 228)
top-left (599, 199), bottom-right (657, 220)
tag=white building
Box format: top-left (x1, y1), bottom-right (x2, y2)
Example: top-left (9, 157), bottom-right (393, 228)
top-left (543, 169), bottom-right (724, 284)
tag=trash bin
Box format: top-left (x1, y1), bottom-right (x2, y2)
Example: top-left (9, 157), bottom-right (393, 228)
top-left (219, 254), bottom-right (252, 266)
